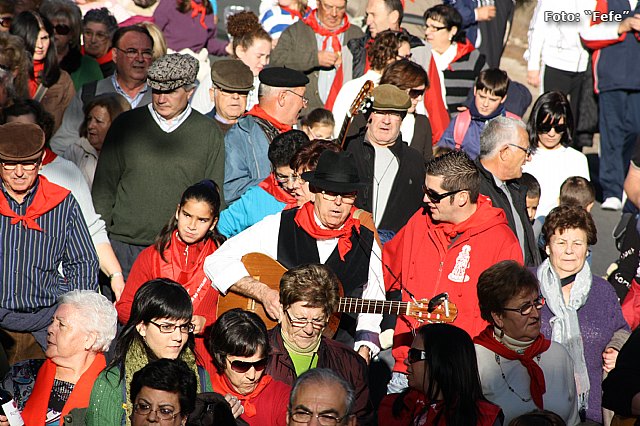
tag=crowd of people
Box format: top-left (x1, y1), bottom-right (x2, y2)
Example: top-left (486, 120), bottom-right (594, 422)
top-left (1, 0), bottom-right (640, 424)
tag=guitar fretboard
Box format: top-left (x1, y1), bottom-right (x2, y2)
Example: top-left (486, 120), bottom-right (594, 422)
top-left (338, 297), bottom-right (412, 315)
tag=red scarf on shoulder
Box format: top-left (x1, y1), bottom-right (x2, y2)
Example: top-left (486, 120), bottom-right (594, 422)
top-left (303, 9), bottom-right (350, 110)
top-left (473, 325), bottom-right (551, 409)
top-left (0, 175), bottom-right (70, 231)
top-left (153, 232), bottom-right (217, 312)
top-left (244, 105), bottom-right (292, 133)
top-left (210, 372), bottom-right (273, 417)
top-left (294, 202), bottom-right (360, 260)
top-left (259, 174), bottom-right (297, 209)
top-left (22, 354), bottom-right (106, 424)
top-left (190, 0), bottom-right (208, 29)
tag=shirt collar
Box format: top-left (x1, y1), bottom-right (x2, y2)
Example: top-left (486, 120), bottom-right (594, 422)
top-left (149, 103), bottom-right (193, 133)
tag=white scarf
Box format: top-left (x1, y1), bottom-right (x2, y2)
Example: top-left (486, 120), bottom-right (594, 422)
top-left (537, 258), bottom-right (591, 412)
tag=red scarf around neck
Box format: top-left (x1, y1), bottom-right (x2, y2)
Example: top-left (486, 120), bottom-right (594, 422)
top-left (0, 175), bottom-right (70, 231)
top-left (22, 354), bottom-right (106, 425)
top-left (190, 0), bottom-right (208, 29)
top-left (423, 56), bottom-right (450, 143)
top-left (80, 46), bottom-right (113, 65)
top-left (474, 326), bottom-right (551, 410)
top-left (281, 5), bottom-right (303, 20)
top-left (154, 232), bottom-right (217, 312)
top-left (303, 9), bottom-right (350, 110)
top-left (28, 60), bottom-right (45, 98)
top-left (259, 174), bottom-right (298, 209)
top-left (210, 372), bottom-right (273, 417)
top-left (294, 201), bottom-right (360, 260)
top-left (42, 147), bottom-right (57, 166)
top-left (244, 105), bottom-right (292, 133)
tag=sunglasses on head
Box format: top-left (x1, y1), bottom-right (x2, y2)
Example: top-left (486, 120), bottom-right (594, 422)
top-left (229, 358), bottom-right (268, 373)
top-left (0, 17), bottom-right (12, 28)
top-left (537, 122), bottom-right (567, 134)
top-left (54, 24), bottom-right (71, 35)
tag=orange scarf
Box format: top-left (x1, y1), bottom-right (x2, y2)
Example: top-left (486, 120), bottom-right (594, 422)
top-left (190, 0), bottom-right (208, 29)
top-left (244, 105), bottom-right (292, 133)
top-left (0, 175), bottom-right (70, 231)
top-left (210, 372), bottom-right (273, 417)
top-left (303, 9), bottom-right (350, 110)
top-left (294, 202), bottom-right (360, 260)
top-left (22, 354), bottom-right (106, 424)
top-left (259, 174), bottom-right (298, 209)
top-left (28, 60), bottom-right (45, 98)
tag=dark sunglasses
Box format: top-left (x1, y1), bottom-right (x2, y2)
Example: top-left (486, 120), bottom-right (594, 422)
top-left (408, 88), bottom-right (424, 99)
top-left (229, 358), bottom-right (268, 373)
top-left (54, 24), bottom-right (72, 35)
top-left (0, 17), bottom-right (12, 28)
top-left (407, 348), bottom-right (427, 364)
top-left (422, 184), bottom-right (467, 203)
top-left (537, 122), bottom-right (567, 134)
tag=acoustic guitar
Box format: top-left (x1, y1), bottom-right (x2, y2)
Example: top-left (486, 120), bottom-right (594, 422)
top-left (216, 252), bottom-right (458, 336)
top-left (338, 80), bottom-right (374, 148)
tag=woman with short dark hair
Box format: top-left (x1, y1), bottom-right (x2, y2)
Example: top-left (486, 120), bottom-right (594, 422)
top-left (474, 260), bottom-right (579, 424)
top-left (207, 309), bottom-right (290, 426)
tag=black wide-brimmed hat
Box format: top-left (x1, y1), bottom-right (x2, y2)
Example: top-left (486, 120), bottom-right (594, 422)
top-left (301, 151), bottom-right (366, 193)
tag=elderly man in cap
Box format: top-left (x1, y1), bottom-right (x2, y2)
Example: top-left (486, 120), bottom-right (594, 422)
top-left (224, 66), bottom-right (309, 203)
top-left (345, 84), bottom-right (425, 240)
top-left (0, 122), bottom-right (98, 364)
top-left (207, 59), bottom-right (254, 134)
top-left (206, 150), bottom-right (384, 364)
top-left (92, 53), bottom-right (225, 277)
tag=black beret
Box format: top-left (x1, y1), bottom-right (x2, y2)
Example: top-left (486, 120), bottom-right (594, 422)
top-left (259, 66), bottom-right (309, 87)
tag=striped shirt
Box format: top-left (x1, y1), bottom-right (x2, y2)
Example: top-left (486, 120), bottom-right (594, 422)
top-left (260, 6), bottom-right (303, 40)
top-left (0, 179), bottom-right (99, 312)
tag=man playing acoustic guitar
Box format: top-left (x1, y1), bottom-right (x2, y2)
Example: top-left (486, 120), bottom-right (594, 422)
top-left (204, 150), bottom-right (384, 364)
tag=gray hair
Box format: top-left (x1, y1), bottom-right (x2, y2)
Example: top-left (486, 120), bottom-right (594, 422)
top-left (289, 368), bottom-right (356, 420)
top-left (479, 116), bottom-right (528, 159)
top-left (59, 290), bottom-right (117, 352)
top-left (258, 83), bottom-right (276, 99)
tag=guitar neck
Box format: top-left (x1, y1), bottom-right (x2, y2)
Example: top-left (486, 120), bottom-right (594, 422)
top-left (338, 297), bottom-right (410, 315)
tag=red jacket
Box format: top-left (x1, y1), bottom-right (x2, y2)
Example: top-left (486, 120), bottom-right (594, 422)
top-left (383, 196), bottom-right (523, 373)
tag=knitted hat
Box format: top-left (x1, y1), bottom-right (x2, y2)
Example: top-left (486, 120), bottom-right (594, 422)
top-left (211, 59), bottom-right (254, 92)
top-left (259, 66), bottom-right (309, 87)
top-left (0, 122), bottom-right (45, 162)
top-left (371, 84), bottom-right (411, 112)
top-left (147, 53), bottom-right (199, 91)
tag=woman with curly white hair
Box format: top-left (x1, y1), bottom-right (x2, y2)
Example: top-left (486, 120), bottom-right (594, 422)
top-left (0, 290), bottom-right (117, 425)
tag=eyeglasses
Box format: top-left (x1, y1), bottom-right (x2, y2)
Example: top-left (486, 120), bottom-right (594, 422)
top-left (133, 402), bottom-right (180, 421)
top-left (371, 110), bottom-right (403, 119)
top-left (424, 23), bottom-right (447, 32)
top-left (507, 143), bottom-right (533, 157)
top-left (116, 47), bottom-right (153, 60)
top-left (408, 88), bottom-right (424, 99)
top-left (502, 296), bottom-right (546, 316)
top-left (285, 310), bottom-right (327, 330)
top-left (407, 348), bottom-right (427, 364)
top-left (422, 185), bottom-right (467, 203)
top-left (318, 0), bottom-right (346, 13)
top-left (289, 410), bottom-right (351, 425)
top-left (148, 320), bottom-right (195, 334)
top-left (537, 122), bottom-right (567, 134)
top-left (320, 190), bottom-right (357, 204)
top-left (285, 90), bottom-right (309, 107)
top-left (82, 29), bottom-right (110, 42)
top-left (0, 17), bottom-right (12, 29)
top-left (275, 172), bottom-right (303, 184)
top-left (215, 86), bottom-right (250, 97)
top-left (1, 160), bottom-right (41, 171)
top-left (54, 24), bottom-right (71, 35)
top-left (229, 357), bottom-right (269, 373)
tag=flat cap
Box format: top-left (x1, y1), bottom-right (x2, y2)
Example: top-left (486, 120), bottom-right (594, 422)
top-left (211, 59), bottom-right (254, 92)
top-left (371, 84), bottom-right (411, 112)
top-left (0, 122), bottom-right (45, 162)
top-left (147, 53), bottom-right (199, 91)
top-left (259, 66), bottom-right (309, 88)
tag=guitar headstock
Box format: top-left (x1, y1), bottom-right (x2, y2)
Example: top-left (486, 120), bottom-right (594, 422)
top-left (347, 80), bottom-right (374, 117)
top-left (406, 295), bottom-right (458, 324)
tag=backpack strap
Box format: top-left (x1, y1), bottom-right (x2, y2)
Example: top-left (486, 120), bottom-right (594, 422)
top-left (33, 84), bottom-right (48, 103)
top-left (353, 209), bottom-right (382, 250)
top-left (505, 111), bottom-right (521, 120)
top-left (453, 110), bottom-right (471, 150)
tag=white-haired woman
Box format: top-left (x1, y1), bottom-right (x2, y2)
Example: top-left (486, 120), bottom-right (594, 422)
top-left (0, 290), bottom-right (117, 425)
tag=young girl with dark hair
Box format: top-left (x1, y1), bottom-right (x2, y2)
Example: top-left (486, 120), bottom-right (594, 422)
top-left (10, 11), bottom-right (74, 131)
top-left (116, 179), bottom-right (226, 377)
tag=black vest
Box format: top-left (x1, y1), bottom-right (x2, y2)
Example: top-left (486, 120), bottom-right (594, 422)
top-left (277, 209), bottom-right (374, 345)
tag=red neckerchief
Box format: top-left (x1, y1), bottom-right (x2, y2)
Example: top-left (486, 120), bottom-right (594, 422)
top-left (81, 46), bottom-right (113, 65)
top-left (281, 5), bottom-right (303, 20)
top-left (474, 325), bottom-right (551, 409)
top-left (449, 39), bottom-right (476, 68)
top-left (294, 202), bottom-right (360, 261)
top-left (258, 174), bottom-right (298, 209)
top-left (0, 175), bottom-right (70, 231)
top-left (303, 9), bottom-right (350, 110)
top-left (154, 232), bottom-right (217, 312)
top-left (22, 354), bottom-right (106, 424)
top-left (28, 60), bottom-right (45, 98)
top-left (42, 147), bottom-right (57, 166)
top-left (211, 372), bottom-right (273, 417)
top-left (423, 56), bottom-right (450, 143)
top-left (244, 105), bottom-right (292, 133)
top-left (190, 0), bottom-right (208, 29)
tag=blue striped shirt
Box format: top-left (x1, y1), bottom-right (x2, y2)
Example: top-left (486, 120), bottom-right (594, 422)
top-left (0, 178), bottom-right (99, 312)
